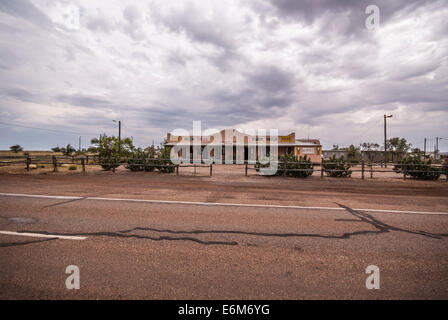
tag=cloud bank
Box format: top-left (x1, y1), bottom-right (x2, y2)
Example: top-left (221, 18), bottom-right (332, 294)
top-left (0, 0), bottom-right (447, 150)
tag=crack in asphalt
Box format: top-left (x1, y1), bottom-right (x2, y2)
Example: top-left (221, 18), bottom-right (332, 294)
top-left (1, 204), bottom-right (447, 248)
top-left (0, 237), bottom-right (57, 247)
top-left (42, 197), bottom-right (87, 208)
top-left (336, 203), bottom-right (448, 240)
top-left (2, 230), bottom-right (238, 246)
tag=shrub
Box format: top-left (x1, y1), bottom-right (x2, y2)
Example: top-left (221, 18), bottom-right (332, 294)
top-left (324, 155), bottom-right (352, 177)
top-left (100, 157), bottom-right (120, 171)
top-left (68, 165), bottom-right (77, 170)
top-left (393, 156), bottom-right (444, 180)
top-left (254, 154), bottom-right (276, 173)
top-left (157, 146), bottom-right (175, 173)
top-left (256, 153), bottom-right (313, 178)
top-left (126, 148), bottom-right (156, 172)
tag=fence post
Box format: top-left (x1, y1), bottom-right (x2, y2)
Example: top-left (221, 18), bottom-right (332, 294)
top-left (320, 162), bottom-right (324, 179)
top-left (86, 155), bottom-right (89, 164)
top-left (52, 155), bottom-right (57, 172)
top-left (81, 158), bottom-right (85, 172)
top-left (26, 156), bottom-right (31, 171)
top-left (210, 164), bottom-right (213, 176)
top-left (245, 162), bottom-right (248, 176)
top-left (176, 164), bottom-right (179, 176)
top-left (370, 164), bottom-right (373, 179)
top-left (361, 161), bottom-right (365, 179)
top-left (380, 160), bottom-right (383, 168)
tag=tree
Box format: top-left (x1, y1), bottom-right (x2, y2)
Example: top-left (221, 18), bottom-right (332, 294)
top-left (410, 147), bottom-right (424, 159)
top-left (51, 146), bottom-right (61, 152)
top-left (360, 142), bottom-right (380, 151)
top-left (387, 137), bottom-right (412, 162)
top-left (90, 134), bottom-right (135, 170)
top-left (59, 144), bottom-right (76, 156)
top-left (346, 144), bottom-right (360, 162)
top-left (360, 142), bottom-right (380, 162)
top-left (9, 144), bottom-right (23, 153)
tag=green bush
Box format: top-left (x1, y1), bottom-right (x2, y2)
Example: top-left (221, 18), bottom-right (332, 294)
top-left (393, 156), bottom-right (444, 180)
top-left (323, 155), bottom-right (352, 177)
top-left (126, 148), bottom-right (156, 172)
top-left (254, 154), bottom-right (276, 173)
top-left (90, 134), bottom-right (135, 171)
top-left (279, 153), bottom-right (313, 177)
top-left (256, 153), bottom-right (313, 178)
top-left (100, 157), bottom-right (120, 171)
top-left (157, 146), bottom-right (175, 173)
top-left (68, 165), bottom-right (77, 171)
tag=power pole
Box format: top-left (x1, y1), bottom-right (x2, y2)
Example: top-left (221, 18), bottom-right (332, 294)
top-left (118, 120), bottom-right (121, 156)
top-left (424, 138), bottom-right (427, 158)
top-left (79, 136), bottom-right (81, 152)
top-left (113, 120), bottom-right (121, 155)
top-left (435, 137), bottom-right (440, 160)
top-left (384, 114), bottom-right (393, 167)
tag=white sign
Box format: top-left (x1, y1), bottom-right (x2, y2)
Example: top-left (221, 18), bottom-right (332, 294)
top-left (301, 148), bottom-right (315, 154)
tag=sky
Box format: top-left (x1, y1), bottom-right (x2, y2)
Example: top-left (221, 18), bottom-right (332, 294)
top-left (0, 0), bottom-right (447, 151)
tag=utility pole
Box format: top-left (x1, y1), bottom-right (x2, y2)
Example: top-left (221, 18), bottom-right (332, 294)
top-left (435, 137), bottom-right (440, 160)
top-left (78, 136), bottom-right (81, 152)
top-left (424, 138), bottom-right (427, 158)
top-left (384, 114), bottom-right (393, 167)
top-left (113, 120), bottom-right (121, 155)
top-left (118, 120), bottom-right (121, 155)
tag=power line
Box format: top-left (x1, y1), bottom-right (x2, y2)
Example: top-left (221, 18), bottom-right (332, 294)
top-left (0, 121), bottom-right (99, 136)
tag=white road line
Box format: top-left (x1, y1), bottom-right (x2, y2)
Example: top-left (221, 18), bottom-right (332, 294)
top-left (0, 230), bottom-right (87, 240)
top-left (0, 192), bottom-right (447, 216)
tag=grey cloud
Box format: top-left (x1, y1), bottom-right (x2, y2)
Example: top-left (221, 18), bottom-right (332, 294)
top-left (0, 0), bottom-right (447, 151)
top-left (246, 66), bottom-right (294, 94)
top-left (85, 16), bottom-right (115, 33)
top-left (255, 0), bottom-right (435, 39)
top-left (149, 2), bottom-right (235, 51)
top-left (0, 0), bottom-right (54, 30)
top-left (57, 94), bottom-right (112, 108)
top-left (0, 87), bottom-right (36, 102)
top-left (122, 5), bottom-right (146, 40)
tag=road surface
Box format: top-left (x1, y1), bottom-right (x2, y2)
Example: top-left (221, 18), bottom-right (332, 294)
top-left (0, 172), bottom-right (447, 299)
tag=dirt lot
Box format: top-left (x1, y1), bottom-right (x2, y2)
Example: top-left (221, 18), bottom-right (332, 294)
top-left (1, 164), bottom-right (448, 214)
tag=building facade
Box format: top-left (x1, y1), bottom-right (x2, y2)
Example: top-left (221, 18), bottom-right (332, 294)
top-left (166, 129), bottom-right (322, 163)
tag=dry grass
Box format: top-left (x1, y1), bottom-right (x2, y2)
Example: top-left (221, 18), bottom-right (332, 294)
top-left (0, 150), bottom-right (63, 156)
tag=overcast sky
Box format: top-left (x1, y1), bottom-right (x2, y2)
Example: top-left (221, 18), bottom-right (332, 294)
top-left (0, 0), bottom-right (447, 151)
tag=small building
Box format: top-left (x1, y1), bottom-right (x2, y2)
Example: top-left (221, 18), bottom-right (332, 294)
top-left (165, 129), bottom-right (322, 163)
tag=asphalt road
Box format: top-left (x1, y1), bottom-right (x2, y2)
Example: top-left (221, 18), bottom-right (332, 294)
top-left (0, 172), bottom-right (447, 299)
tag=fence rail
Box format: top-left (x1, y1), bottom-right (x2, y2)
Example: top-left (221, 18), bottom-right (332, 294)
top-left (0, 156), bottom-right (447, 180)
top-left (0, 155), bottom-right (213, 176)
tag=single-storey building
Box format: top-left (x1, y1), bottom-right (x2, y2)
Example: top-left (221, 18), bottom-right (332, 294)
top-left (165, 129), bottom-right (322, 163)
